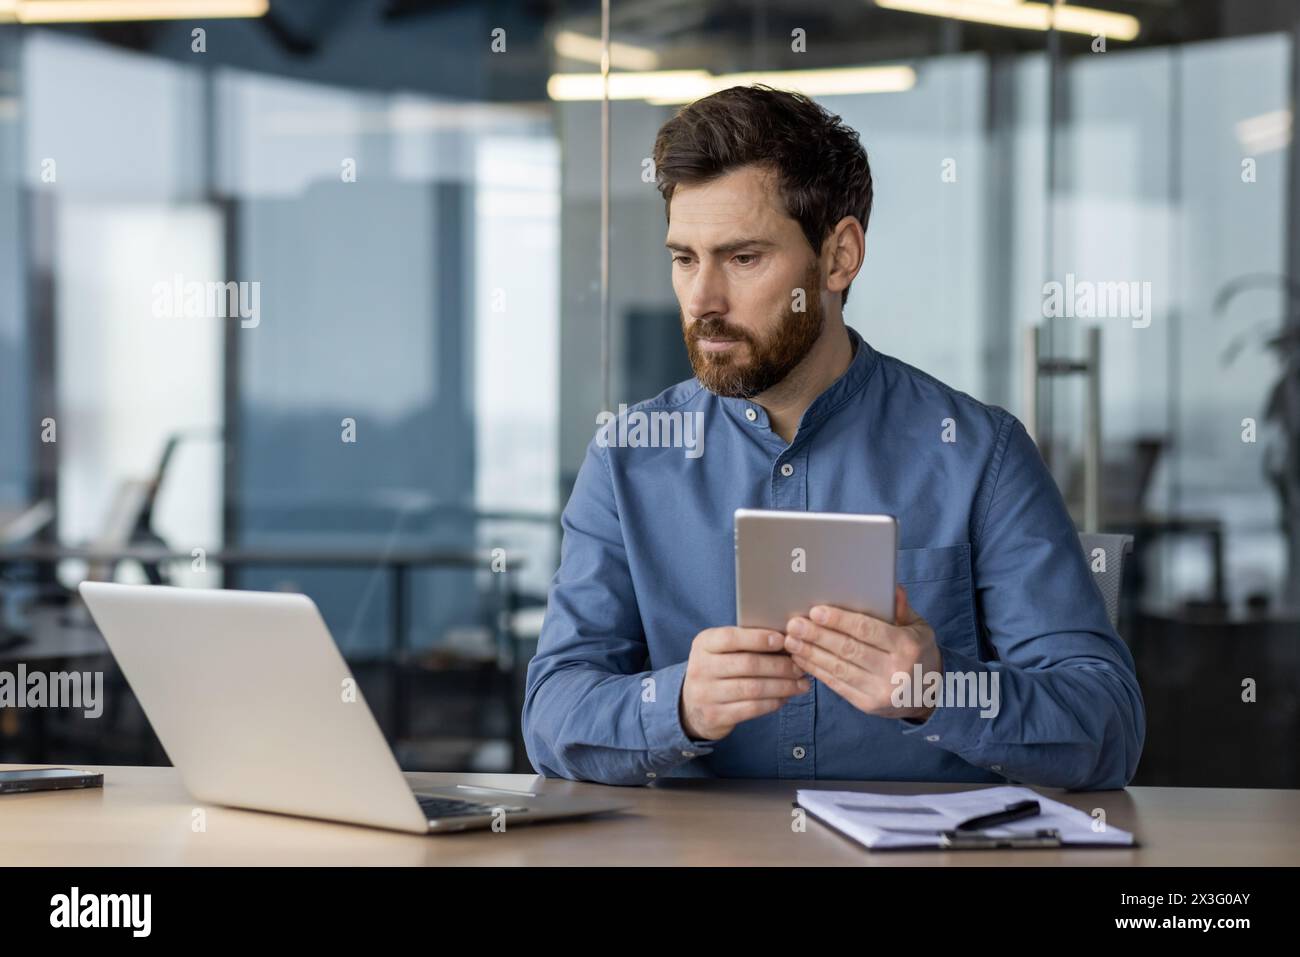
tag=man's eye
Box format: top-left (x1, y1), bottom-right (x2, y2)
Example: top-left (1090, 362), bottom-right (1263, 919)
top-left (672, 256), bottom-right (693, 266)
top-left (733, 254), bottom-right (757, 265)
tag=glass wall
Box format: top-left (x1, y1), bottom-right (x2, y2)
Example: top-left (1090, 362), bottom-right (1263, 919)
top-left (1047, 33), bottom-right (1291, 614)
top-left (1, 0), bottom-right (1296, 784)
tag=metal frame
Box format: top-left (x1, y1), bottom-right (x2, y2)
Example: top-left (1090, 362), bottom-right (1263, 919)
top-left (1023, 324), bottom-right (1103, 532)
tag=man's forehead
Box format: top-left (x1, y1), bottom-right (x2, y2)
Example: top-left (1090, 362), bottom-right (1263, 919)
top-left (666, 166), bottom-right (787, 236)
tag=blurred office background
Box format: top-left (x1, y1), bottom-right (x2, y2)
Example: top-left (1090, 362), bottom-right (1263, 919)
top-left (0, 0), bottom-right (1297, 786)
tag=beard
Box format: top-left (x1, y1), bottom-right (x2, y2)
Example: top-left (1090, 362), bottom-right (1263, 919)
top-left (682, 262), bottom-right (825, 399)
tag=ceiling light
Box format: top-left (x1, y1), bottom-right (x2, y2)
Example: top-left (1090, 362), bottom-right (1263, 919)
top-left (875, 0), bottom-right (1139, 42)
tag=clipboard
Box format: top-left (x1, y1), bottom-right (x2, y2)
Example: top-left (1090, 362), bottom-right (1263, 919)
top-left (793, 792), bottom-right (1140, 852)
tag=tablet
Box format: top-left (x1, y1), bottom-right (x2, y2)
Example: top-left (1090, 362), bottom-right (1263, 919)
top-left (734, 509), bottom-right (897, 632)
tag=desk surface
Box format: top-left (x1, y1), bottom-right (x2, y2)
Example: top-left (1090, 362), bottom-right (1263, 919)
top-left (1, 765), bottom-right (1295, 866)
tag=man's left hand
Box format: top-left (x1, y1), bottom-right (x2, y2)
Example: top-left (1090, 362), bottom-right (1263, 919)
top-left (784, 585), bottom-right (942, 722)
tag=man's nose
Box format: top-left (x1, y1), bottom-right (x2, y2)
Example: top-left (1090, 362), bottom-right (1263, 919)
top-left (686, 261), bottom-right (728, 320)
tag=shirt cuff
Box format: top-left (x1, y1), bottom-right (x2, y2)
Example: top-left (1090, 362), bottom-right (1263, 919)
top-left (897, 645), bottom-right (993, 751)
top-left (640, 659), bottom-right (717, 761)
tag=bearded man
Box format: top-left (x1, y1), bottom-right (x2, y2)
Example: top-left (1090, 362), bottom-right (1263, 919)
top-left (523, 85), bottom-right (1144, 790)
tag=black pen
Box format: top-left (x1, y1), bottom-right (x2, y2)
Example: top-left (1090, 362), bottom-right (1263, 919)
top-left (954, 799), bottom-right (1041, 832)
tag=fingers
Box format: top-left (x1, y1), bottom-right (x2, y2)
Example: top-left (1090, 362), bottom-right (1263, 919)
top-left (894, 584), bottom-right (919, 625)
top-left (711, 698), bottom-right (789, 724)
top-left (785, 616), bottom-right (889, 668)
top-left (784, 626), bottom-right (872, 689)
top-left (711, 651), bottom-right (804, 680)
top-left (805, 604), bottom-right (893, 652)
top-left (702, 627), bottom-right (787, 654)
top-left (788, 651), bottom-right (877, 714)
top-left (705, 676), bottom-right (811, 704)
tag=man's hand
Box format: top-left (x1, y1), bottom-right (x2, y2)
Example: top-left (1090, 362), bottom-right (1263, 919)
top-left (783, 585), bottom-right (942, 722)
top-left (680, 626), bottom-right (810, 741)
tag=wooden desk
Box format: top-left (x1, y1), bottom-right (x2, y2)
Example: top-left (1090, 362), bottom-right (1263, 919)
top-left (1, 765), bottom-right (1295, 866)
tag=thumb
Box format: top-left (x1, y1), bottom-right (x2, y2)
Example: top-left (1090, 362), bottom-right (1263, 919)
top-left (894, 584), bottom-right (918, 625)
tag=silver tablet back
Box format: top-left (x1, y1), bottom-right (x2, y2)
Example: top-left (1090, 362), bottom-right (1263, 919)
top-left (734, 509), bottom-right (897, 632)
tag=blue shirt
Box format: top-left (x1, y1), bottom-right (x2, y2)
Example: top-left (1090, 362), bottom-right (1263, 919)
top-left (523, 327), bottom-right (1145, 789)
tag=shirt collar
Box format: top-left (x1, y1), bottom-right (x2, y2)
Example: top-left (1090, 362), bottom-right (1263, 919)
top-left (716, 325), bottom-right (877, 439)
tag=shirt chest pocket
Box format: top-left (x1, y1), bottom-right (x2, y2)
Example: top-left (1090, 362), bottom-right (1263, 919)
top-left (895, 544), bottom-right (980, 661)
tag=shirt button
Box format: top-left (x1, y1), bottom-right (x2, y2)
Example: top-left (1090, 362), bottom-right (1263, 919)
top-left (792, 746), bottom-right (806, 759)
top-left (646, 771), bottom-right (657, 779)
top-left (744, 408), bottom-right (757, 422)
top-left (780, 463), bottom-right (795, 477)
top-left (925, 734), bottom-right (940, 743)
top-left (681, 750), bottom-right (695, 758)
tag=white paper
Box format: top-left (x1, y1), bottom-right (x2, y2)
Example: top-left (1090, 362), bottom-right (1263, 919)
top-left (794, 785), bottom-right (1134, 850)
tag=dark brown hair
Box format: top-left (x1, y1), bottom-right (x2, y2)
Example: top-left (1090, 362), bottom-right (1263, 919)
top-left (652, 84), bottom-right (873, 305)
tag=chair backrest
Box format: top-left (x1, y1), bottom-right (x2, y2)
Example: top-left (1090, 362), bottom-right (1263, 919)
top-left (1079, 533), bottom-right (1134, 631)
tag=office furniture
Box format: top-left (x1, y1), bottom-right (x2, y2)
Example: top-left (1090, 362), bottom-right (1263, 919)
top-left (0, 605), bottom-right (119, 763)
top-left (0, 501), bottom-right (55, 546)
top-left (1078, 532), bottom-right (1134, 631)
top-left (1113, 514), bottom-right (1227, 608)
top-left (0, 764), bottom-right (1296, 866)
top-left (1024, 324), bottom-right (1103, 531)
top-left (0, 545), bottom-right (516, 724)
top-left (1131, 609), bottom-right (1300, 788)
top-left (0, 545), bottom-right (526, 769)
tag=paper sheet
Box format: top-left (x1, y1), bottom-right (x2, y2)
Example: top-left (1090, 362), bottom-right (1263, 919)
top-left (795, 785), bottom-right (1135, 850)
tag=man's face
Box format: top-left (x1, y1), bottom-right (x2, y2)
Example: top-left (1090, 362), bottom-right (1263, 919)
top-left (666, 164), bottom-right (824, 398)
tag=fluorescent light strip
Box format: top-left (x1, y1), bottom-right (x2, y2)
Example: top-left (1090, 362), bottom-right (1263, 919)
top-left (548, 65), bottom-right (917, 103)
top-left (875, 0), bottom-right (1140, 42)
top-left (10, 0), bottom-right (268, 22)
top-left (699, 66), bottom-right (916, 99)
top-left (554, 30), bottom-right (660, 71)
top-left (1236, 109), bottom-right (1292, 156)
top-left (548, 70), bottom-right (712, 102)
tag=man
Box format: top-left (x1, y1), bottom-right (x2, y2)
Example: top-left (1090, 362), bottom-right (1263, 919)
top-left (523, 85), bottom-right (1144, 789)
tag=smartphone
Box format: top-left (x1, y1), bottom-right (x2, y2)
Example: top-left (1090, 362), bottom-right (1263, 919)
top-left (0, 767), bottom-right (104, 794)
top-left (734, 508), bottom-right (898, 632)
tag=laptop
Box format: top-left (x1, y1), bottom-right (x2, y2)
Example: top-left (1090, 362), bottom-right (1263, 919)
top-left (78, 581), bottom-right (631, 834)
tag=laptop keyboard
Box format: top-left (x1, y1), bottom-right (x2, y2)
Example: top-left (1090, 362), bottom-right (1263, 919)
top-left (416, 795), bottom-right (529, 819)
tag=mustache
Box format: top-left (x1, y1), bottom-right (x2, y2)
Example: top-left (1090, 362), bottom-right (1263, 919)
top-left (688, 318), bottom-right (753, 343)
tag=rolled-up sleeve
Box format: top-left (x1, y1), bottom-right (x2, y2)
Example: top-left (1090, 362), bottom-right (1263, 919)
top-left (900, 416), bottom-right (1146, 790)
top-left (522, 438), bottom-right (715, 785)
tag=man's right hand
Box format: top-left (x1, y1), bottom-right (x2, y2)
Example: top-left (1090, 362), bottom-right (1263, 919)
top-left (679, 626), bottom-right (810, 742)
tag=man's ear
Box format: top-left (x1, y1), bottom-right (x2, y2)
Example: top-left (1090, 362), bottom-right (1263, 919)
top-left (825, 216), bottom-right (865, 300)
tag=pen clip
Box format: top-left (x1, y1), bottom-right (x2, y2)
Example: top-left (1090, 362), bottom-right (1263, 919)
top-left (940, 828), bottom-right (1061, 849)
